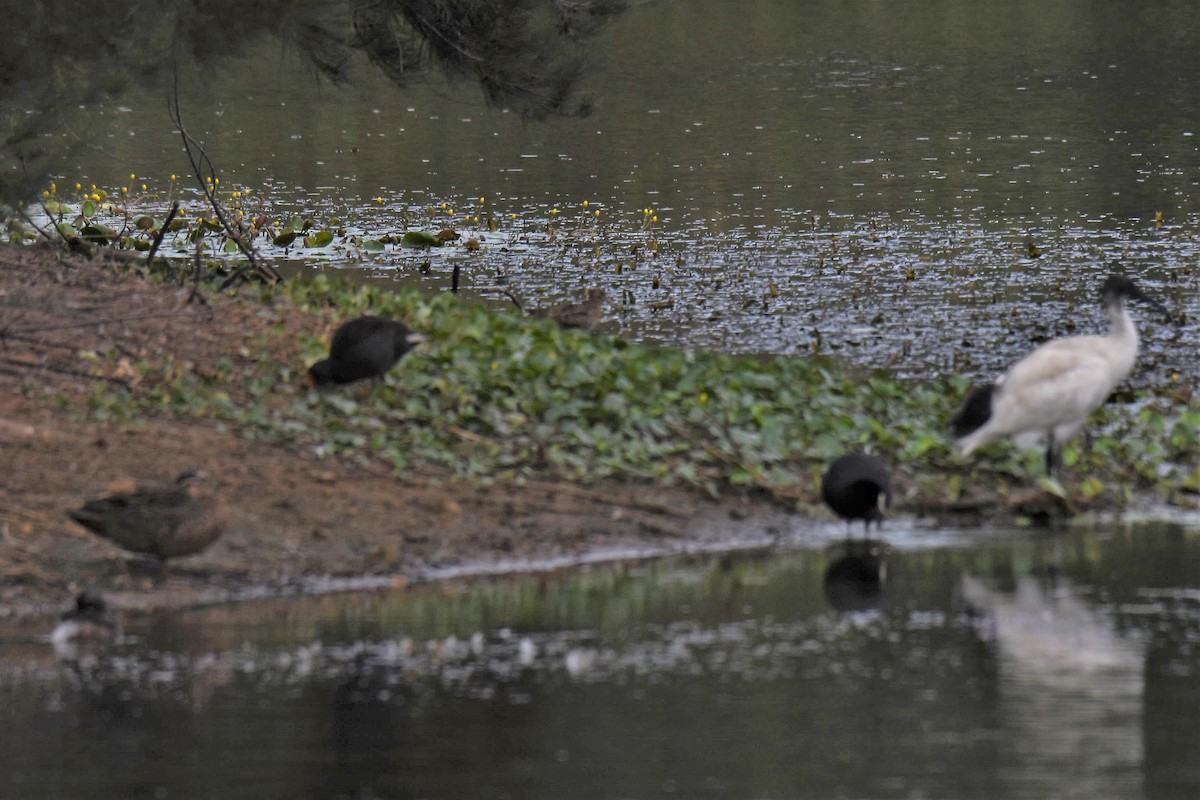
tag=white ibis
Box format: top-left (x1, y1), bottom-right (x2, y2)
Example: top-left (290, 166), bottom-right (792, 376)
top-left (952, 272), bottom-right (1165, 473)
top-left (822, 452), bottom-right (891, 533)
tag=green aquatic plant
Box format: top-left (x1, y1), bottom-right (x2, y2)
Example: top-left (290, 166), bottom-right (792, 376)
top-left (67, 270), bottom-right (1199, 513)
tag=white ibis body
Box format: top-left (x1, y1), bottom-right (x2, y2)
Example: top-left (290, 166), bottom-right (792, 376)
top-left (952, 272), bottom-right (1164, 473)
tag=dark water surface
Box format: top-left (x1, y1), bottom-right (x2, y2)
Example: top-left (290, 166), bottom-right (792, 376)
top-left (3, 518), bottom-right (1200, 798)
top-left (12, 3), bottom-right (1200, 796)
top-left (37, 0), bottom-right (1200, 382)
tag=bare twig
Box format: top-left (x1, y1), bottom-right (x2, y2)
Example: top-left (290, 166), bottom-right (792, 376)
top-left (145, 200), bottom-right (180, 268)
top-left (168, 68), bottom-right (280, 287)
top-left (481, 288), bottom-right (525, 313)
top-left (187, 239), bottom-right (208, 305)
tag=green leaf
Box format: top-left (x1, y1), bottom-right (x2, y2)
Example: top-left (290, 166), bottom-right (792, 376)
top-left (304, 230), bottom-right (334, 248)
top-left (401, 230), bottom-right (440, 249)
top-left (80, 224), bottom-right (115, 244)
top-left (273, 231), bottom-right (299, 247)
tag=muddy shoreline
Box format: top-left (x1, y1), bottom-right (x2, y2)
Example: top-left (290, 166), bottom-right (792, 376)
top-left (0, 243), bottom-right (805, 621)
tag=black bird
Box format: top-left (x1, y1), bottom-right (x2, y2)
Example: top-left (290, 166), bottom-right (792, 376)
top-left (953, 271), bottom-right (1165, 474)
top-left (308, 316), bottom-right (426, 386)
top-left (822, 452), bottom-right (891, 533)
top-left (51, 592), bottom-right (119, 650)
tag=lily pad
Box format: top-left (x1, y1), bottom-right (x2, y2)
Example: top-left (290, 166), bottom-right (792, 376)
top-left (401, 231), bottom-right (441, 249)
top-left (304, 230), bottom-right (334, 248)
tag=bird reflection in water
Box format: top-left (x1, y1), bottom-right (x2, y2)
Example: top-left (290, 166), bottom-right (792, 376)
top-left (51, 592), bottom-right (119, 664)
top-left (822, 539), bottom-right (888, 614)
top-left (962, 572), bottom-right (1145, 797)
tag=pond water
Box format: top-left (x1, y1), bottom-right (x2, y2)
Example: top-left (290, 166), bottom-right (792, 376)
top-left (12, 3), bottom-right (1200, 796)
top-left (35, 0), bottom-right (1200, 382)
top-left (3, 517), bottom-right (1200, 799)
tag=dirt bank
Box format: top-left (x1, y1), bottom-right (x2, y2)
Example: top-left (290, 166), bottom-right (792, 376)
top-left (0, 242), bottom-right (790, 620)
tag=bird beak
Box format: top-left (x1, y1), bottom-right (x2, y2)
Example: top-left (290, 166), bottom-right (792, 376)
top-left (1134, 290), bottom-right (1171, 323)
top-left (406, 332), bottom-right (429, 346)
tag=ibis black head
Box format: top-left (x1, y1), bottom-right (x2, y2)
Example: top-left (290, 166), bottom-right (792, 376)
top-left (1101, 270), bottom-right (1166, 316)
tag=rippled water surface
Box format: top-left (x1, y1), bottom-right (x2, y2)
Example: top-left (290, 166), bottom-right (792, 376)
top-left (4, 518), bottom-right (1200, 798)
top-left (12, 4), bottom-right (1200, 794)
top-left (38, 0), bottom-right (1200, 382)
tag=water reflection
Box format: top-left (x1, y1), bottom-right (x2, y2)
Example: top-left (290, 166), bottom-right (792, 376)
top-left (822, 539), bottom-right (887, 614)
top-left (4, 521), bottom-right (1200, 797)
top-left (963, 573), bottom-right (1145, 798)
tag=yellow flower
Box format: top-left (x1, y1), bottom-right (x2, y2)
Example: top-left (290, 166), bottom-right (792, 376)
top-left (582, 200), bottom-right (589, 208)
top-left (129, 173), bottom-right (136, 182)
top-left (169, 174), bottom-right (177, 182)
top-left (141, 184), bottom-right (148, 191)
top-left (90, 193), bottom-right (100, 202)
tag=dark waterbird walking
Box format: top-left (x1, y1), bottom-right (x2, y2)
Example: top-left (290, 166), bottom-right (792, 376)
top-left (822, 452), bottom-right (891, 533)
top-left (307, 315), bottom-right (426, 386)
top-left (952, 270), bottom-right (1166, 474)
top-left (68, 471), bottom-right (226, 564)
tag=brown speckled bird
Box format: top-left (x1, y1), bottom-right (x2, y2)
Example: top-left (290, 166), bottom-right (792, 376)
top-left (530, 288), bottom-right (608, 330)
top-left (68, 471), bottom-right (226, 563)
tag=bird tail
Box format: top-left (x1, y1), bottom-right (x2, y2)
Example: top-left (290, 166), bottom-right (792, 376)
top-left (951, 383), bottom-right (995, 440)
